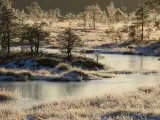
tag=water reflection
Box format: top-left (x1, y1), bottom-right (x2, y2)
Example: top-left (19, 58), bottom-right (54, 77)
top-left (100, 54), bottom-right (159, 71)
top-left (0, 74), bottom-right (159, 102)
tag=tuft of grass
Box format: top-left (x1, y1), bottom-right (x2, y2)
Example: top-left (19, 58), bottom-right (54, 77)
top-left (138, 86), bottom-right (155, 94)
top-left (54, 63), bottom-right (71, 73)
top-left (62, 68), bottom-right (93, 81)
top-left (0, 89), bottom-right (21, 101)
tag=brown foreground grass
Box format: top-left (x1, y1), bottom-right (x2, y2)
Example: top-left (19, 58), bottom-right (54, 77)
top-left (27, 85), bottom-right (160, 120)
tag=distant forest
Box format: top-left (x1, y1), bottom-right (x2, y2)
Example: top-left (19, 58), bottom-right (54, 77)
top-left (14, 0), bottom-right (140, 14)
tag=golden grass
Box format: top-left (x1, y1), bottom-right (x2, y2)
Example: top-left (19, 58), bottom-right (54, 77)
top-left (27, 85), bottom-right (160, 120)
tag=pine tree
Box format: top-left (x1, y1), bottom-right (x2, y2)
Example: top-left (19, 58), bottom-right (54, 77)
top-left (56, 28), bottom-right (83, 61)
top-left (26, 2), bottom-right (44, 20)
top-left (135, 1), bottom-right (149, 43)
top-left (21, 23), bottom-right (50, 56)
top-left (0, 0), bottom-right (19, 56)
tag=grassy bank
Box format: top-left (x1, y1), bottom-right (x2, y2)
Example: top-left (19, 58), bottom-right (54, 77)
top-left (27, 85), bottom-right (160, 120)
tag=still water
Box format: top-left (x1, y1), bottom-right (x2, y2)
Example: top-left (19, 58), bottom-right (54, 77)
top-left (0, 54), bottom-right (159, 108)
top-left (100, 54), bottom-right (160, 71)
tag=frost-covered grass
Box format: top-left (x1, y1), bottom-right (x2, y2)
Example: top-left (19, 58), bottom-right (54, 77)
top-left (0, 106), bottom-right (25, 120)
top-left (0, 66), bottom-right (158, 82)
top-left (1, 85), bottom-right (160, 120)
top-left (0, 89), bottom-right (20, 100)
top-left (0, 66), bottom-right (100, 82)
top-left (27, 85), bottom-right (160, 120)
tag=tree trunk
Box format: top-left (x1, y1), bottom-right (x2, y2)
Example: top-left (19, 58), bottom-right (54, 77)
top-left (93, 13), bottom-right (96, 30)
top-left (155, 12), bottom-right (157, 22)
top-left (30, 40), bottom-right (34, 56)
top-left (7, 23), bottom-right (10, 56)
top-left (67, 30), bottom-right (71, 61)
top-left (36, 34), bottom-right (40, 56)
top-left (67, 50), bottom-right (71, 61)
top-left (84, 16), bottom-right (86, 30)
top-left (141, 5), bottom-right (144, 43)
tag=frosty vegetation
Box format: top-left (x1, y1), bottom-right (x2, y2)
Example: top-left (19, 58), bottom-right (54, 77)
top-left (0, 0), bottom-right (159, 120)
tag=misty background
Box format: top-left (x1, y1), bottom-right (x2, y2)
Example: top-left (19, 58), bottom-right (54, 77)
top-left (15, 0), bottom-right (141, 14)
